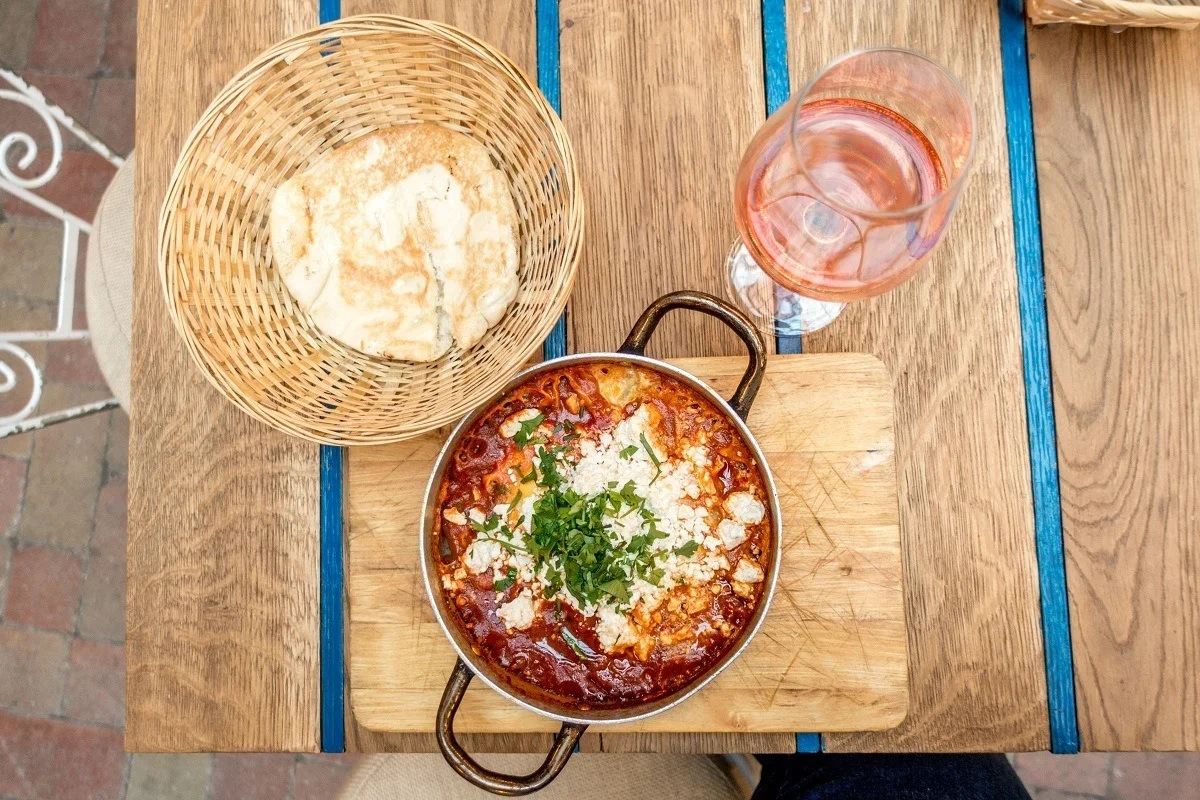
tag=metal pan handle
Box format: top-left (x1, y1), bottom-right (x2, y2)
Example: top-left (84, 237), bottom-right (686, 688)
top-left (436, 659), bottom-right (587, 796)
top-left (618, 290), bottom-right (767, 419)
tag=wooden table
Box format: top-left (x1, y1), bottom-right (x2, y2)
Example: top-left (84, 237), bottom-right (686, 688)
top-left (128, 0), bottom-right (1200, 754)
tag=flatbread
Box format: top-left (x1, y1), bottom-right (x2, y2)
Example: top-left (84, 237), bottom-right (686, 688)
top-left (269, 124), bottom-right (520, 362)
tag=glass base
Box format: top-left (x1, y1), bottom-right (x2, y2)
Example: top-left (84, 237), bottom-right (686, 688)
top-left (725, 241), bottom-right (844, 336)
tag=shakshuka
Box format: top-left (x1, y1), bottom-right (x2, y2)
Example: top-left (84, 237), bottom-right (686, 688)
top-left (433, 362), bottom-right (772, 710)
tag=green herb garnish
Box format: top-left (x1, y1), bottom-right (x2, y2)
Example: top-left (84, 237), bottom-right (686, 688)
top-left (639, 433), bottom-right (662, 482)
top-left (618, 444), bottom-right (639, 460)
top-left (476, 535), bottom-right (528, 554)
top-left (468, 513), bottom-right (502, 533)
top-left (493, 567), bottom-right (518, 592)
top-left (675, 540), bottom-right (700, 558)
top-left (561, 627), bottom-right (596, 660)
top-left (518, 450), bottom-right (667, 609)
top-left (512, 413), bottom-right (546, 448)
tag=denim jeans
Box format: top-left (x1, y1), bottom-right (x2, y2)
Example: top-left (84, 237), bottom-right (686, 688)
top-left (753, 754), bottom-right (1032, 800)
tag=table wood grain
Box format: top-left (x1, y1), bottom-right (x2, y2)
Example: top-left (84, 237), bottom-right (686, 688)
top-left (556, 0), bottom-right (791, 753)
top-left (559, 0), bottom-right (771, 360)
top-left (787, 0), bottom-right (1051, 752)
top-left (1028, 24), bottom-right (1200, 752)
top-left (337, 0), bottom-right (549, 754)
top-left (128, 0), bottom-right (321, 751)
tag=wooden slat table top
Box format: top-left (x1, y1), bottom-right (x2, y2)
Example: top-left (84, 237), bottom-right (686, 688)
top-left (128, 0), bottom-right (1200, 754)
top-left (790, 0), bottom-right (1049, 753)
top-left (129, 0), bottom-right (321, 752)
top-left (1028, 24), bottom-right (1200, 752)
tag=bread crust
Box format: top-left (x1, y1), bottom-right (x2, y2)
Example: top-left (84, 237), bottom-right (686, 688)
top-left (269, 124), bottom-right (519, 361)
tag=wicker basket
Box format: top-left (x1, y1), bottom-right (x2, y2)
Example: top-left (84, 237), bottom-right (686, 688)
top-left (159, 15), bottom-right (583, 445)
top-left (1028, 0), bottom-right (1200, 28)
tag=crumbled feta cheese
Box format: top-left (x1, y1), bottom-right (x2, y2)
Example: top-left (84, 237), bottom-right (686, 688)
top-left (467, 508), bottom-right (486, 524)
top-left (732, 581), bottom-right (755, 600)
top-left (675, 560), bottom-right (716, 586)
top-left (725, 492), bottom-right (765, 525)
top-left (499, 408), bottom-right (541, 438)
top-left (443, 507), bottom-right (467, 525)
top-left (464, 538), bottom-right (504, 574)
top-left (685, 445), bottom-right (709, 467)
top-left (596, 604), bottom-right (639, 651)
top-left (732, 558), bottom-right (764, 584)
top-left (497, 589), bottom-right (537, 631)
top-left (716, 518), bottom-right (747, 549)
top-left (706, 553), bottom-right (731, 572)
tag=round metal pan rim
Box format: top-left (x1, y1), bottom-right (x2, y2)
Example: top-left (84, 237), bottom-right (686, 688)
top-left (419, 351), bottom-right (783, 726)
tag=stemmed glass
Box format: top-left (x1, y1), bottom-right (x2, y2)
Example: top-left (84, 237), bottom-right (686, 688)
top-left (727, 48), bottom-right (975, 335)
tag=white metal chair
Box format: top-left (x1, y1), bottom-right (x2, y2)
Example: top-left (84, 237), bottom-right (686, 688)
top-left (1, 67), bottom-right (129, 438)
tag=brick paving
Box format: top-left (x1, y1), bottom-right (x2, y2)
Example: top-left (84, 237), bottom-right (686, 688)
top-left (2, 0), bottom-right (1199, 798)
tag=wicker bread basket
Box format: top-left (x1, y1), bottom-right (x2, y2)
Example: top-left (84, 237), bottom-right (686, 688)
top-left (159, 15), bottom-right (583, 445)
top-left (1028, 0), bottom-right (1200, 28)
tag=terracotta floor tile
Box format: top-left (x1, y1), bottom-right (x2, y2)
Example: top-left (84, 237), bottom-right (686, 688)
top-left (0, 457), bottom-right (27, 537)
top-left (18, 386), bottom-right (109, 549)
top-left (126, 754), bottom-right (212, 800)
top-left (0, 624), bottom-right (69, 715)
top-left (26, 0), bottom-right (107, 74)
top-left (1110, 753), bottom-right (1200, 800)
top-left (211, 753), bottom-right (295, 800)
top-left (46, 340), bottom-right (108, 388)
top-left (0, 538), bottom-right (11, 617)
top-left (0, 0), bottom-right (40, 70)
top-left (1032, 790), bottom-right (1102, 800)
top-left (63, 638), bottom-right (124, 727)
top-left (294, 757), bottom-right (353, 799)
top-left (0, 711), bottom-right (125, 799)
top-left (89, 477), bottom-right (126, 562)
top-left (103, 411), bottom-right (128, 479)
top-left (0, 220), bottom-right (62, 303)
top-left (101, 0), bottom-right (137, 77)
top-left (0, 429), bottom-right (35, 461)
top-left (3, 150), bottom-right (118, 224)
top-left (77, 556), bottom-right (123, 643)
top-left (21, 71), bottom-right (97, 130)
top-left (1013, 753), bottom-right (1110, 797)
top-left (89, 78), bottom-right (135, 156)
top-left (3, 544), bottom-right (84, 632)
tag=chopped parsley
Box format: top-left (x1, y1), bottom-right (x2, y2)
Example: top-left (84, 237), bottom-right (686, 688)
top-left (493, 567), bottom-right (518, 592)
top-left (674, 540), bottom-right (699, 558)
top-left (618, 444), bottom-right (639, 460)
top-left (560, 626), bottom-right (597, 660)
top-left (639, 433), bottom-right (662, 482)
top-left (468, 513), bottom-right (502, 533)
top-left (511, 412), bottom-right (546, 448)
top-left (520, 450), bottom-right (669, 608)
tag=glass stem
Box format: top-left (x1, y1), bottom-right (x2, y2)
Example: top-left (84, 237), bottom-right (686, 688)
top-left (724, 239), bottom-right (844, 336)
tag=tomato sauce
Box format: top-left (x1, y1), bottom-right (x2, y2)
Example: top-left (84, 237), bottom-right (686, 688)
top-left (434, 362), bottom-right (772, 710)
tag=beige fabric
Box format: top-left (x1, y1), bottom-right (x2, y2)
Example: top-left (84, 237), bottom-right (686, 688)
top-left (85, 153), bottom-right (134, 410)
top-left (339, 754), bottom-right (739, 800)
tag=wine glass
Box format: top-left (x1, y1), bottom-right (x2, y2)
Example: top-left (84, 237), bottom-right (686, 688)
top-left (727, 48), bottom-right (976, 335)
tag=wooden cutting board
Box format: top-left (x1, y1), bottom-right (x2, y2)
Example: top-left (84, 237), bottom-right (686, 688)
top-left (346, 353), bottom-right (907, 734)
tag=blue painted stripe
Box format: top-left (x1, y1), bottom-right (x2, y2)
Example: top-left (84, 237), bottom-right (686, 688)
top-left (762, 0), bottom-right (802, 358)
top-left (318, 0), bottom-right (339, 25)
top-left (763, 0), bottom-right (818, 752)
top-left (537, 0), bottom-right (569, 361)
top-left (318, 0), bottom-right (344, 756)
top-left (319, 445), bottom-right (345, 753)
top-left (795, 732), bottom-right (821, 753)
top-left (997, 0), bottom-right (1079, 754)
